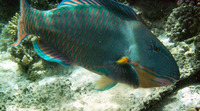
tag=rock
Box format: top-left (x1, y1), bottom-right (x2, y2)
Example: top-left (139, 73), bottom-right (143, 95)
top-left (194, 35), bottom-right (200, 60)
top-left (165, 5), bottom-right (200, 41)
top-left (0, 104), bottom-right (6, 111)
top-left (150, 85), bottom-right (200, 111)
top-left (177, 0), bottom-right (200, 6)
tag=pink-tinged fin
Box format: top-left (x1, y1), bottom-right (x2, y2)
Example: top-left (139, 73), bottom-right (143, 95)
top-left (93, 75), bottom-right (117, 91)
top-left (12, 0), bottom-right (30, 47)
top-left (33, 38), bottom-right (72, 66)
top-left (57, 0), bottom-right (140, 21)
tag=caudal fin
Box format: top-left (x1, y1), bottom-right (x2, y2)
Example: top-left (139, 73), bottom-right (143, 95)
top-left (12, 0), bottom-right (30, 47)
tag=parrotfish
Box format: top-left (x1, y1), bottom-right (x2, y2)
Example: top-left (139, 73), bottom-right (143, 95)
top-left (13, 0), bottom-right (180, 91)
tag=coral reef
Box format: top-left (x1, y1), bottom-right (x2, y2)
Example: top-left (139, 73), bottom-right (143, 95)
top-left (0, 25), bottom-right (14, 52)
top-left (1, 0), bottom-right (200, 111)
top-left (2, 32), bottom-right (200, 111)
top-left (8, 13), bottom-right (20, 39)
top-left (177, 0), bottom-right (200, 6)
top-left (4, 12), bottom-right (62, 81)
top-left (5, 6), bottom-right (72, 82)
top-left (165, 5), bottom-right (200, 41)
top-left (169, 41), bottom-right (200, 79)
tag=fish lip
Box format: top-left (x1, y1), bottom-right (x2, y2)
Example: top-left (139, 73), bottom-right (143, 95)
top-left (130, 61), bottom-right (180, 83)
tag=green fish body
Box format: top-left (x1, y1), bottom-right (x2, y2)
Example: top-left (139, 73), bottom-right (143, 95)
top-left (13, 0), bottom-right (180, 91)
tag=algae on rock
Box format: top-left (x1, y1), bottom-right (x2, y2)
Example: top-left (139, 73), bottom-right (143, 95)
top-left (8, 13), bottom-right (20, 39)
top-left (165, 4), bottom-right (200, 41)
top-left (14, 77), bottom-right (73, 111)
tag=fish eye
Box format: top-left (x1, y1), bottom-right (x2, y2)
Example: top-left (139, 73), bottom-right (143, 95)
top-left (149, 41), bottom-right (161, 52)
top-left (154, 45), bottom-right (160, 52)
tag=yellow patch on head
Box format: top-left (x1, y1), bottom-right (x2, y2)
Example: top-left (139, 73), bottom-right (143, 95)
top-left (117, 57), bottom-right (129, 64)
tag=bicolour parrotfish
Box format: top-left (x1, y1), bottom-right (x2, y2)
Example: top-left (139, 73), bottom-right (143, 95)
top-left (13, 0), bottom-right (180, 91)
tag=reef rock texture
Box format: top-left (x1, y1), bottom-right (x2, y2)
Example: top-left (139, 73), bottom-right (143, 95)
top-left (194, 34), bottom-right (200, 60)
top-left (0, 52), bottom-right (75, 111)
top-left (177, 0), bottom-right (200, 6)
top-left (131, 0), bottom-right (176, 21)
top-left (151, 84), bottom-right (200, 110)
top-left (8, 13), bottom-right (20, 39)
top-left (0, 26), bottom-right (13, 52)
top-left (165, 4), bottom-right (200, 42)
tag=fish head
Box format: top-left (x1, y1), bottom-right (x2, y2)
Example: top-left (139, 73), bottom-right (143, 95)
top-left (127, 22), bottom-right (180, 87)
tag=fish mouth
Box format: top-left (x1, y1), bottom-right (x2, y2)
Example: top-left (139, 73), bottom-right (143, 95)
top-left (130, 62), bottom-right (179, 88)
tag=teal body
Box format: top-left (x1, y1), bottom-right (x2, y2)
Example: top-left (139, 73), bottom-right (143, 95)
top-left (14, 0), bottom-right (180, 90)
top-left (25, 5), bottom-right (133, 67)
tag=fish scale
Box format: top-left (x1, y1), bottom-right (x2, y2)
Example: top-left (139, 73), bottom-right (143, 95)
top-left (49, 6), bottom-right (120, 66)
top-left (28, 5), bottom-right (126, 67)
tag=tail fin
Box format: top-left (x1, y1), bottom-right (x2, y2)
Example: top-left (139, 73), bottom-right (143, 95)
top-left (12, 0), bottom-right (30, 47)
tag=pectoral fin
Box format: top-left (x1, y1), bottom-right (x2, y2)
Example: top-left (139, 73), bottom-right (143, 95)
top-left (104, 57), bottom-right (139, 88)
top-left (93, 75), bottom-right (117, 91)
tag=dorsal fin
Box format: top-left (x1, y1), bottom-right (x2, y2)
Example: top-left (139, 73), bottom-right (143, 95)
top-left (57, 0), bottom-right (140, 21)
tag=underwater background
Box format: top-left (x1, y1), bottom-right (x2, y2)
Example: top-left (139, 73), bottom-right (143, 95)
top-left (0, 0), bottom-right (200, 110)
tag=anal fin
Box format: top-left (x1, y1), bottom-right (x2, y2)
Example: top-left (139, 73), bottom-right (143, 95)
top-left (33, 38), bottom-right (72, 66)
top-left (93, 75), bottom-right (117, 91)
